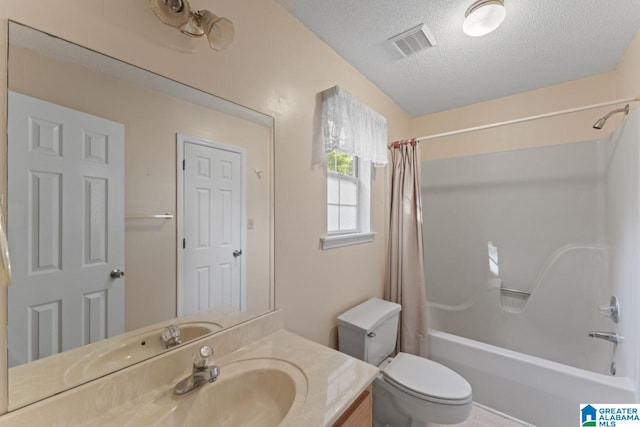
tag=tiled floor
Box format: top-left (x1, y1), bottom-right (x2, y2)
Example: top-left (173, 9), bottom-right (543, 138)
top-left (427, 403), bottom-right (535, 427)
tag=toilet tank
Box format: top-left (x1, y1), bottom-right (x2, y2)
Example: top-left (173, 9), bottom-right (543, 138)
top-left (337, 298), bottom-right (402, 366)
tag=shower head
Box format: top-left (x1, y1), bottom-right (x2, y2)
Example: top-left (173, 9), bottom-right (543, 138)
top-left (593, 104), bottom-right (630, 129)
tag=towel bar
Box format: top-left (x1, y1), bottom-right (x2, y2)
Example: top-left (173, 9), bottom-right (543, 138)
top-left (125, 213), bottom-right (174, 220)
top-left (500, 287), bottom-right (531, 297)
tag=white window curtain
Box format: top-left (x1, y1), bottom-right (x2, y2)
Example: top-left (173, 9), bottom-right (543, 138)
top-left (322, 86), bottom-right (388, 167)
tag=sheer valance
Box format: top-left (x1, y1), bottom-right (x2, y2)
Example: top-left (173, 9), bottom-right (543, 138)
top-left (322, 86), bottom-right (388, 167)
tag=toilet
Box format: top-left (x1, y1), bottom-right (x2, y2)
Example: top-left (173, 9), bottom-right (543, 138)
top-left (337, 298), bottom-right (472, 426)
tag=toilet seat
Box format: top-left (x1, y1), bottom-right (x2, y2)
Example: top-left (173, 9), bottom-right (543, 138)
top-left (382, 352), bottom-right (472, 405)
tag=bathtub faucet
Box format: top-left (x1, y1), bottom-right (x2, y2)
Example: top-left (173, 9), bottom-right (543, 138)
top-left (588, 331), bottom-right (619, 344)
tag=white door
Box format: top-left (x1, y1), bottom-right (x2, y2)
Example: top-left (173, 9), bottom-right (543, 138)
top-left (178, 135), bottom-right (245, 316)
top-left (7, 91), bottom-right (125, 367)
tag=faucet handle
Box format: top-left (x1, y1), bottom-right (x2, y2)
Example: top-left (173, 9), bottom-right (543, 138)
top-left (597, 296), bottom-right (620, 324)
top-left (161, 324), bottom-right (182, 348)
top-left (193, 345), bottom-right (214, 369)
top-left (163, 324), bottom-right (181, 339)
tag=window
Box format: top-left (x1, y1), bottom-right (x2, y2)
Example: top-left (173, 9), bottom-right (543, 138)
top-left (327, 150), bottom-right (359, 234)
top-left (321, 150), bottom-right (374, 250)
top-left (320, 86), bottom-right (384, 250)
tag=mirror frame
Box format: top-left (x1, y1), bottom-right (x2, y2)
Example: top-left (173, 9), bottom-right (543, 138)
top-left (3, 20), bottom-right (275, 411)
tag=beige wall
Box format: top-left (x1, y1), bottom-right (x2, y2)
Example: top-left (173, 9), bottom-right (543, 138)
top-left (8, 46), bottom-right (273, 331)
top-left (413, 72), bottom-right (620, 160)
top-left (617, 29), bottom-right (640, 100)
top-left (0, 0), bottom-right (412, 363)
top-left (412, 29), bottom-right (640, 161)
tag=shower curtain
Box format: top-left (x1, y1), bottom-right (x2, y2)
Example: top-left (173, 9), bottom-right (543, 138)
top-left (386, 140), bottom-right (428, 357)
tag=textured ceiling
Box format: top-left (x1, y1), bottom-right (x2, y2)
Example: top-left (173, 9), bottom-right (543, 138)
top-left (278, 0), bottom-right (640, 117)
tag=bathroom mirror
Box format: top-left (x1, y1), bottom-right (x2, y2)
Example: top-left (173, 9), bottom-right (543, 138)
top-left (5, 22), bottom-right (274, 410)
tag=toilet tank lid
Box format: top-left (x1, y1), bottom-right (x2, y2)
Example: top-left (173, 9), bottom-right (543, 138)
top-left (337, 298), bottom-right (401, 333)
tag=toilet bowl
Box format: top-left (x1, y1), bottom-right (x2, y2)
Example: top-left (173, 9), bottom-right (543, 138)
top-left (373, 353), bottom-right (472, 426)
top-left (337, 298), bottom-right (472, 426)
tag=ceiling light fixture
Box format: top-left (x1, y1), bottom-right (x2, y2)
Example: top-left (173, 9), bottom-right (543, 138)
top-left (149, 0), bottom-right (235, 51)
top-left (463, 0), bottom-right (506, 37)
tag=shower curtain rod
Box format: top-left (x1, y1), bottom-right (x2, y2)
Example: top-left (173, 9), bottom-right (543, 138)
top-left (390, 96), bottom-right (640, 148)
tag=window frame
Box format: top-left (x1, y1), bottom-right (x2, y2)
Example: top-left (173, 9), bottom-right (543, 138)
top-left (321, 150), bottom-right (375, 250)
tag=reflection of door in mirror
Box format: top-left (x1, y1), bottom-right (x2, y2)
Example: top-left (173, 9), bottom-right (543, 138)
top-left (7, 92), bottom-right (125, 367)
top-left (180, 135), bottom-right (246, 316)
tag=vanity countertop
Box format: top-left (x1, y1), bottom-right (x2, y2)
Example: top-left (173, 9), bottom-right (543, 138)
top-left (88, 329), bottom-right (379, 427)
top-left (0, 311), bottom-right (379, 427)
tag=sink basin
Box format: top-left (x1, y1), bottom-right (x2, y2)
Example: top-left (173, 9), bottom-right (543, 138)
top-left (64, 322), bottom-right (220, 384)
top-left (123, 358), bottom-right (308, 427)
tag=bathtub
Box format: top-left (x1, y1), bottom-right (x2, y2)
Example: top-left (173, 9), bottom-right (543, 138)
top-left (428, 330), bottom-right (637, 427)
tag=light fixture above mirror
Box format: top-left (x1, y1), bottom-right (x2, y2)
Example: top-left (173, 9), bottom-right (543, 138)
top-left (463, 0), bottom-right (506, 37)
top-left (149, 0), bottom-right (235, 50)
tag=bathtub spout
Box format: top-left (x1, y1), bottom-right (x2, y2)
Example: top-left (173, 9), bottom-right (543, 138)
top-left (588, 331), bottom-right (619, 344)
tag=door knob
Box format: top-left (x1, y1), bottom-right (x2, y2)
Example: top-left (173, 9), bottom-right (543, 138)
top-left (233, 250), bottom-right (243, 258)
top-left (110, 269), bottom-right (125, 279)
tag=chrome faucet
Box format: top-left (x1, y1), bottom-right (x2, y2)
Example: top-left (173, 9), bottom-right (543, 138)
top-left (174, 345), bottom-right (220, 395)
top-left (160, 324), bottom-right (182, 349)
top-left (588, 331), bottom-right (620, 344)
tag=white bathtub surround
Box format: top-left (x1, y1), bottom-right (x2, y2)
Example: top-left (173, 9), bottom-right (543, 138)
top-left (427, 403), bottom-right (533, 427)
top-left (604, 110), bottom-right (640, 392)
top-left (428, 242), bottom-right (611, 372)
top-left (420, 113), bottom-right (640, 426)
top-left (429, 330), bottom-right (636, 427)
top-left (421, 137), bottom-right (614, 372)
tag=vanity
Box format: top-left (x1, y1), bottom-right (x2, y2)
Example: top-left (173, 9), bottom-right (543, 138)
top-left (0, 310), bottom-right (378, 426)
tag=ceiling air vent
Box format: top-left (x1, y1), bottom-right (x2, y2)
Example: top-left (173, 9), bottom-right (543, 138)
top-left (389, 23), bottom-right (437, 58)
